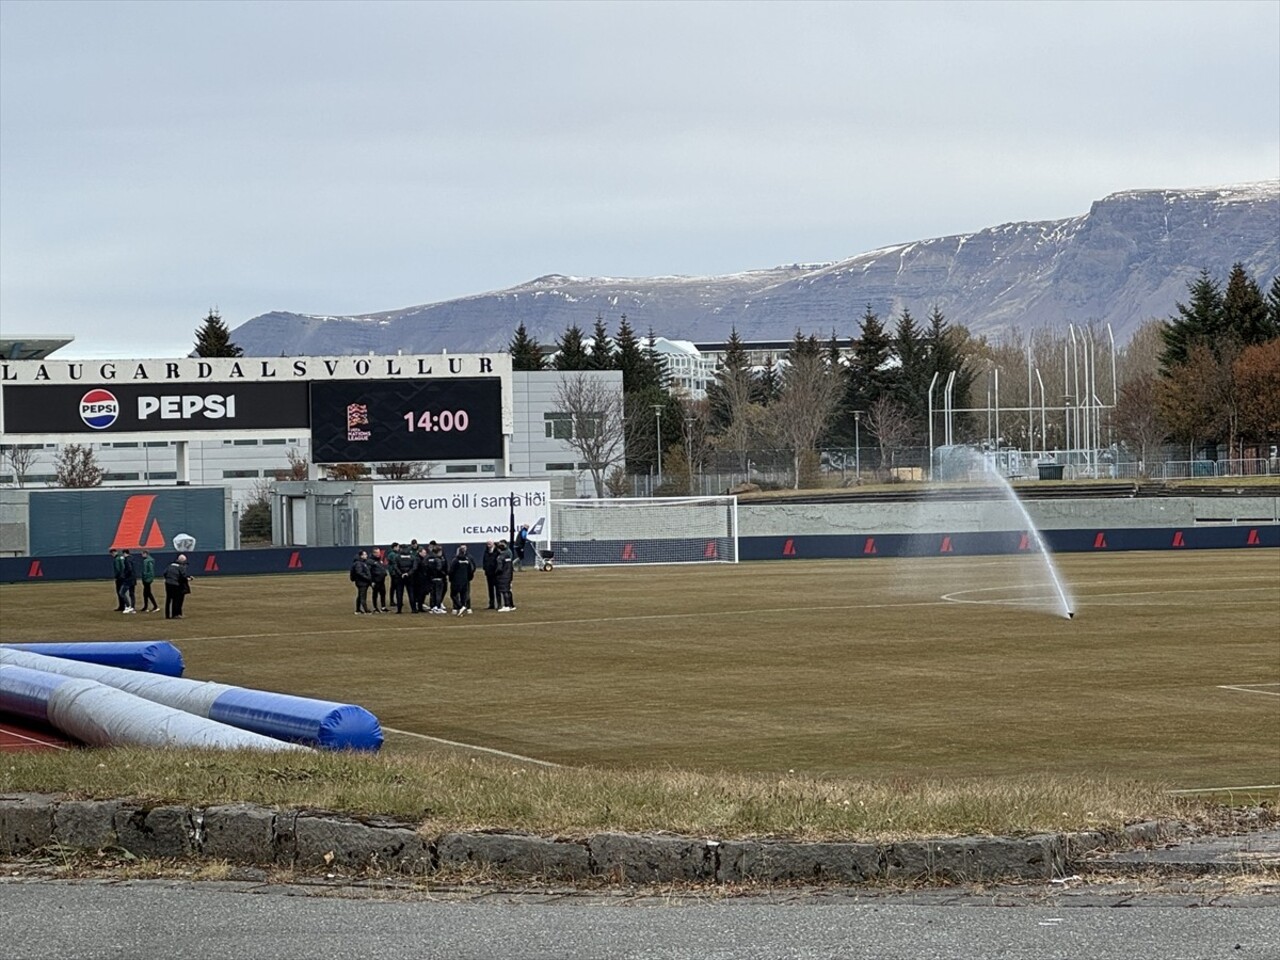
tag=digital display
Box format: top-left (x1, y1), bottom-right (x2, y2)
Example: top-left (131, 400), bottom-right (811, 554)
top-left (309, 378), bottom-right (503, 464)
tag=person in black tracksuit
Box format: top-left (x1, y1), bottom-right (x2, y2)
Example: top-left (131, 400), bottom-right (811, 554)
top-left (410, 547), bottom-right (431, 613)
top-left (369, 549), bottom-right (388, 612)
top-left (448, 545), bottom-right (476, 615)
top-left (393, 544), bottom-right (415, 613)
top-left (350, 550), bottom-right (372, 614)
top-left (426, 544), bottom-right (448, 613)
top-left (164, 555), bottom-right (191, 619)
top-left (482, 539), bottom-right (500, 610)
top-left (495, 540), bottom-right (515, 612)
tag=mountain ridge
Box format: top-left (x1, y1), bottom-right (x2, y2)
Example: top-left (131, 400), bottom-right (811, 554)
top-left (231, 181), bottom-right (1279, 355)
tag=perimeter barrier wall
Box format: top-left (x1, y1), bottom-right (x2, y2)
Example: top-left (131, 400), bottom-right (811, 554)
top-left (0, 496), bottom-right (1276, 583)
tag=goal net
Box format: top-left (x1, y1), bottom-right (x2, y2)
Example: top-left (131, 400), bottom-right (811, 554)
top-left (546, 496), bottom-right (738, 566)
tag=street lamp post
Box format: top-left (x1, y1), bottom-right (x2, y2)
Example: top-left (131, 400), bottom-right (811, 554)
top-left (652, 404), bottom-right (663, 487)
top-left (854, 410), bottom-right (862, 483)
top-left (685, 415), bottom-right (697, 495)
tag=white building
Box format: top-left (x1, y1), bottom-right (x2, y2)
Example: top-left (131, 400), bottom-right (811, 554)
top-left (0, 340), bottom-right (623, 504)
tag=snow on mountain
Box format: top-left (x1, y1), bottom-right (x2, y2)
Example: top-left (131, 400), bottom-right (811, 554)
top-left (232, 182), bottom-right (1279, 356)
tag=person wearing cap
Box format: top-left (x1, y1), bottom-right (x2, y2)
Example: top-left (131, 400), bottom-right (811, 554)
top-left (163, 554), bottom-right (191, 619)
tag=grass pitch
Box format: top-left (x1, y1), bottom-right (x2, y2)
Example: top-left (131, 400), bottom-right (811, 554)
top-left (2, 550), bottom-right (1276, 795)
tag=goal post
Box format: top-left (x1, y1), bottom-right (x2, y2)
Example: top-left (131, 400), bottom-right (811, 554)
top-left (546, 496), bottom-right (738, 566)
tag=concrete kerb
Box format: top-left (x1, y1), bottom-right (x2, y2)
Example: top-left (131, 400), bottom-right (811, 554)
top-left (0, 793), bottom-right (1265, 884)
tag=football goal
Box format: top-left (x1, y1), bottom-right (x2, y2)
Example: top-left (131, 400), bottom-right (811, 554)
top-left (546, 496), bottom-right (738, 566)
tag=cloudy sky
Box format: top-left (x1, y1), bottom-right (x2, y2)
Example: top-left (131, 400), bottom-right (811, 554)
top-left (2, 0), bottom-right (1277, 358)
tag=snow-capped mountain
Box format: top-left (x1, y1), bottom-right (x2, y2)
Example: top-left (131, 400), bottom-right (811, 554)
top-left (232, 181), bottom-right (1279, 355)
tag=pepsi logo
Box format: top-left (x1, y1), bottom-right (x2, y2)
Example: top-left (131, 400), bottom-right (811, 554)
top-left (79, 388), bottom-right (120, 429)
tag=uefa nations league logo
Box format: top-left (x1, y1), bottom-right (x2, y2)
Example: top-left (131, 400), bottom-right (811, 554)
top-left (80, 388), bottom-right (120, 429)
top-left (346, 402), bottom-right (371, 442)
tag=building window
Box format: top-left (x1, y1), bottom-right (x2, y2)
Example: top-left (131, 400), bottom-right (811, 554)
top-left (233, 439), bottom-right (258, 446)
top-left (480, 464), bottom-right (495, 473)
top-left (102, 472), bottom-right (141, 481)
top-left (222, 469), bottom-right (260, 478)
top-left (146, 471), bottom-right (178, 481)
top-left (544, 411), bottom-right (601, 440)
top-left (544, 462), bottom-right (576, 471)
top-left (544, 413), bottom-right (573, 440)
top-left (144, 441), bottom-right (169, 448)
top-left (108, 442), bottom-right (138, 449)
top-left (262, 438), bottom-right (287, 445)
top-left (444, 464), bottom-right (478, 473)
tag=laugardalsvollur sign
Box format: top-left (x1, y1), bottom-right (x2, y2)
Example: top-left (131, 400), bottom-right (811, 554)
top-left (0, 354), bottom-right (513, 445)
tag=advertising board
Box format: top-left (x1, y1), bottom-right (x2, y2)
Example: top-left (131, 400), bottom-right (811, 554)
top-left (1, 383), bottom-right (311, 435)
top-left (29, 487), bottom-right (228, 555)
top-left (310, 379), bottom-right (504, 464)
top-left (371, 479), bottom-right (551, 545)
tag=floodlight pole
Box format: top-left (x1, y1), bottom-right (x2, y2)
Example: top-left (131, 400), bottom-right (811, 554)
top-left (926, 371), bottom-right (940, 470)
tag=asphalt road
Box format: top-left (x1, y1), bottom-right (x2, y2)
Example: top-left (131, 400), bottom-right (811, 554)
top-left (1, 877), bottom-right (1277, 960)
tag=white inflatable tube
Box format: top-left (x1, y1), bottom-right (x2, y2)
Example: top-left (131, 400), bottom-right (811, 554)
top-left (0, 665), bottom-right (308, 751)
top-left (0, 648), bottom-right (382, 751)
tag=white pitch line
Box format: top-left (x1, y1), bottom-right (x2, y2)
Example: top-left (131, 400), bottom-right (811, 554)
top-left (0, 727), bottom-right (69, 750)
top-left (1217, 684), bottom-right (1280, 697)
top-left (1170, 784), bottom-right (1280, 795)
top-left (381, 726), bottom-right (560, 768)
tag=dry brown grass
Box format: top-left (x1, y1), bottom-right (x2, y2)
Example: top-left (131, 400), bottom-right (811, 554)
top-left (2, 550), bottom-right (1277, 837)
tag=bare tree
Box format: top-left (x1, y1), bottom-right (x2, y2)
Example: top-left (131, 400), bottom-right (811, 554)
top-left (375, 462), bottom-right (433, 480)
top-left (275, 446), bottom-right (310, 481)
top-left (1112, 372), bottom-right (1166, 474)
top-left (553, 372), bottom-right (627, 497)
top-left (772, 352), bottom-right (844, 489)
top-left (53, 443), bottom-right (104, 487)
top-left (3, 444), bottom-right (40, 487)
top-left (866, 397), bottom-right (915, 478)
top-left (325, 463), bottom-right (372, 480)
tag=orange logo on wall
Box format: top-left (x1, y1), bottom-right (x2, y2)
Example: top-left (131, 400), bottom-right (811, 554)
top-left (110, 495), bottom-right (166, 549)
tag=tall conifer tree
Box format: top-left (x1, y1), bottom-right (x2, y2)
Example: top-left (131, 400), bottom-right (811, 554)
top-left (193, 308), bottom-right (242, 358)
top-left (553, 323), bottom-right (591, 371)
top-left (508, 322), bottom-right (546, 370)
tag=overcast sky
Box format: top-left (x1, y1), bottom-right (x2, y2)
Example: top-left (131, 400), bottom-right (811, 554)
top-left (2, 0), bottom-right (1277, 359)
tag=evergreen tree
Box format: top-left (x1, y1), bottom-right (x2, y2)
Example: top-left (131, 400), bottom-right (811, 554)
top-left (1222, 262), bottom-right (1274, 345)
top-left (892, 308), bottom-right (930, 436)
top-left (587, 313), bottom-right (615, 370)
top-left (613, 315), bottom-right (649, 393)
top-left (706, 328), bottom-right (751, 432)
top-left (756, 356), bottom-right (781, 405)
top-left (553, 323), bottom-right (591, 371)
top-left (1267, 275), bottom-right (1280, 333)
top-left (508, 322), bottom-right (546, 371)
top-left (193, 308), bottom-right (242, 358)
top-left (1160, 269), bottom-right (1224, 373)
top-left (848, 306), bottom-right (893, 412)
top-left (923, 306), bottom-right (976, 439)
top-left (642, 328), bottom-right (667, 391)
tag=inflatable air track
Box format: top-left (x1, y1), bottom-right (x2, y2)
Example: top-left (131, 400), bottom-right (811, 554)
top-left (1, 641), bottom-right (185, 676)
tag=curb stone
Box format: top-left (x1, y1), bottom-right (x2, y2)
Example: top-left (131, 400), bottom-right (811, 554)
top-left (0, 793), bottom-right (1259, 885)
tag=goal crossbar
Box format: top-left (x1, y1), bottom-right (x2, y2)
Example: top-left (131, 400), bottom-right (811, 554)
top-left (546, 496), bottom-right (738, 566)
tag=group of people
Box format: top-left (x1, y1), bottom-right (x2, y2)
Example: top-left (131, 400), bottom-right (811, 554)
top-left (109, 548), bottom-right (192, 620)
top-left (348, 537), bottom-right (520, 616)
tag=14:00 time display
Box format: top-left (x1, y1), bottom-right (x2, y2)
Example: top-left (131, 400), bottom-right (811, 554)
top-left (403, 409), bottom-right (470, 432)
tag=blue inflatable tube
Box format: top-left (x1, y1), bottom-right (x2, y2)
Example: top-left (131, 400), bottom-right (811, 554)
top-left (1, 641), bottom-right (185, 676)
top-left (0, 649), bottom-right (383, 752)
top-left (0, 664), bottom-right (309, 751)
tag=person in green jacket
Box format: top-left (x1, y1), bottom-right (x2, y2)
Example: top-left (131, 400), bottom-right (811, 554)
top-left (139, 549), bottom-right (160, 613)
top-left (111, 548), bottom-right (127, 611)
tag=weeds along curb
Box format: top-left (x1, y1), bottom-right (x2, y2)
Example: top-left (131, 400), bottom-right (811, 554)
top-left (0, 793), bottom-right (1194, 886)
